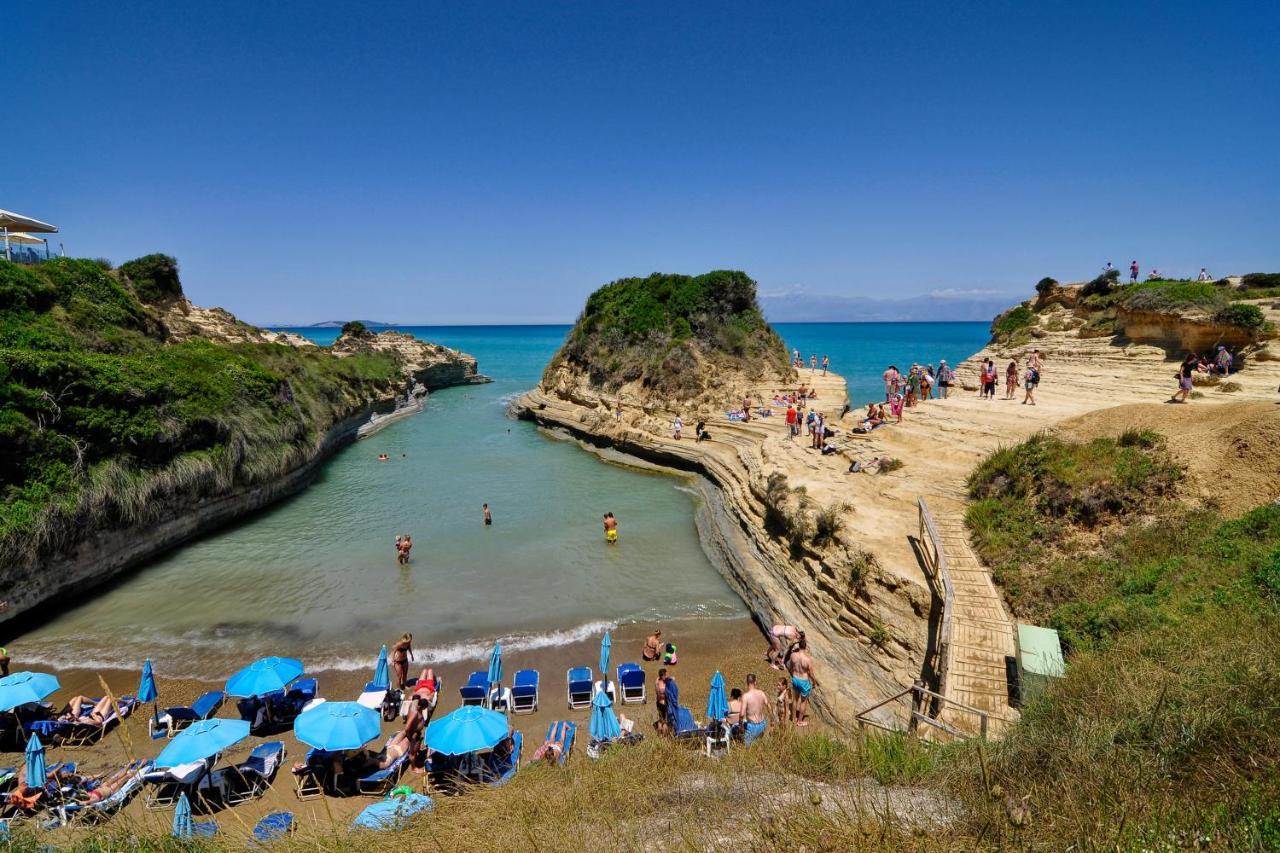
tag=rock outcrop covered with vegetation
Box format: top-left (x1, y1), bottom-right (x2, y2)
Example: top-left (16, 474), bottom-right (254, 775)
top-left (0, 255), bottom-right (481, 625)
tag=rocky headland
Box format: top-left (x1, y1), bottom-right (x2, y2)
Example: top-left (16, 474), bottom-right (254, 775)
top-left (0, 255), bottom-right (485, 627)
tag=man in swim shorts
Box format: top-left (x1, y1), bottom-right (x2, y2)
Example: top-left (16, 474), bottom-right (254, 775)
top-left (604, 512), bottom-right (618, 543)
top-left (740, 673), bottom-right (769, 744)
top-left (483, 503), bottom-right (492, 526)
top-left (786, 637), bottom-right (820, 727)
top-left (654, 668), bottom-right (669, 735)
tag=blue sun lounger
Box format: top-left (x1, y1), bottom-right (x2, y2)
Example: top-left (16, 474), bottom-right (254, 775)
top-left (151, 690), bottom-right (225, 739)
top-left (252, 812), bottom-right (295, 844)
top-left (52, 760), bottom-right (154, 825)
top-left (487, 731), bottom-right (522, 786)
top-left (218, 741), bottom-right (286, 804)
top-left (459, 671), bottom-right (487, 706)
top-left (668, 703), bottom-right (707, 740)
top-left (510, 670), bottom-right (539, 714)
top-left (357, 736), bottom-right (409, 796)
top-left (292, 748), bottom-right (341, 800)
top-left (533, 721), bottom-right (575, 766)
top-left (617, 663), bottom-right (646, 704)
top-left (31, 696), bottom-right (139, 748)
top-left (566, 667), bottom-right (593, 709)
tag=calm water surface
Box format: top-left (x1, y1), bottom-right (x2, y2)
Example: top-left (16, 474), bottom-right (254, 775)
top-left (13, 322), bottom-right (987, 678)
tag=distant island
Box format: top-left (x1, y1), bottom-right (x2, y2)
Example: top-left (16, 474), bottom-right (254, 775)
top-left (297, 320), bottom-right (395, 329)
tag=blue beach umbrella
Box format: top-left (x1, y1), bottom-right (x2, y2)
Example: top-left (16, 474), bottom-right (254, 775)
top-left (172, 792), bottom-right (193, 838)
top-left (486, 642), bottom-right (503, 692)
top-left (706, 671), bottom-right (728, 722)
top-left (137, 658), bottom-right (158, 704)
top-left (589, 687), bottom-right (621, 742)
top-left (225, 656), bottom-right (304, 697)
top-left (599, 631), bottom-right (611, 683)
top-left (425, 706), bottom-right (509, 756)
top-left (156, 718), bottom-right (251, 768)
top-left (0, 672), bottom-right (60, 713)
top-left (372, 645), bottom-right (390, 691)
top-left (24, 733), bottom-right (46, 789)
top-left (295, 701), bottom-right (381, 751)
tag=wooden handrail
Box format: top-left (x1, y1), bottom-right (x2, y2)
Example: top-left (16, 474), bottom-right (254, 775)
top-left (917, 497), bottom-right (955, 699)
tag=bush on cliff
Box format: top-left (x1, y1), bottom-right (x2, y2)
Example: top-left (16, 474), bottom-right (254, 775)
top-left (1214, 302), bottom-right (1265, 330)
top-left (0, 257), bottom-right (400, 567)
top-left (118, 253), bottom-right (183, 303)
top-left (1118, 279), bottom-right (1227, 313)
top-left (1241, 272), bottom-right (1280, 290)
top-left (551, 271), bottom-right (792, 396)
top-left (1034, 276), bottom-right (1058, 296)
top-left (991, 305), bottom-right (1034, 342)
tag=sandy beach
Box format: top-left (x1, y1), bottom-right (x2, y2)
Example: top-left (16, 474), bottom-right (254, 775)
top-left (15, 615), bottom-right (787, 843)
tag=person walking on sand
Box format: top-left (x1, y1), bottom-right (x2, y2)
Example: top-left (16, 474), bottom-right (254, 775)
top-left (810, 354), bottom-right (817, 372)
top-left (483, 503), bottom-right (492, 526)
top-left (1028, 348), bottom-right (1043, 377)
top-left (785, 404), bottom-right (797, 439)
top-left (1023, 361), bottom-right (1039, 405)
top-left (937, 360), bottom-right (953, 399)
top-left (673, 415), bottom-right (683, 440)
top-left (821, 355), bottom-right (829, 376)
top-left (741, 673), bottom-right (770, 744)
top-left (1005, 359), bottom-right (1019, 399)
top-left (882, 365), bottom-right (899, 398)
top-left (392, 633), bottom-right (414, 689)
top-left (603, 512), bottom-right (618, 544)
top-left (787, 637), bottom-right (819, 727)
top-left (1172, 354), bottom-right (1197, 403)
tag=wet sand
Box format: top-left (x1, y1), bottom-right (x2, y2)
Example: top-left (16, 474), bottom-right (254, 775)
top-left (15, 615), bottom-right (805, 842)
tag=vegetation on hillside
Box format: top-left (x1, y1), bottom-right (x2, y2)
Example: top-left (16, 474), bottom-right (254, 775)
top-left (0, 257), bottom-right (401, 568)
top-left (961, 433), bottom-right (1280, 847)
top-left (549, 270), bottom-right (793, 397)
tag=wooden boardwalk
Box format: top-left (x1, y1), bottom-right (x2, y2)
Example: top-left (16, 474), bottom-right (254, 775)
top-left (931, 508), bottom-right (1018, 737)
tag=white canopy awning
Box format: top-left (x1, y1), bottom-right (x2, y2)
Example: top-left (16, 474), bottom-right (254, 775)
top-left (0, 209), bottom-right (58, 234)
top-left (1, 232), bottom-right (47, 245)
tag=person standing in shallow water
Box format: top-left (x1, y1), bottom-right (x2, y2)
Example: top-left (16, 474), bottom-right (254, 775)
top-left (483, 503), bottom-right (492, 526)
top-left (603, 512), bottom-right (618, 544)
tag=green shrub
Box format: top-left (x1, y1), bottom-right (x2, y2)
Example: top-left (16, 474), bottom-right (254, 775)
top-left (1035, 276), bottom-right (1058, 295)
top-left (1080, 271), bottom-right (1118, 299)
top-left (1241, 272), bottom-right (1280, 290)
top-left (1214, 303), bottom-right (1265, 329)
top-left (811, 502), bottom-right (849, 547)
top-left (118, 253), bottom-right (182, 303)
top-left (993, 305), bottom-right (1034, 338)
top-left (340, 320), bottom-right (369, 337)
top-left (1120, 279), bottom-right (1227, 313)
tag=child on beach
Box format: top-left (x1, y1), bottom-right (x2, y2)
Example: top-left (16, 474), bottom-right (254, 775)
top-left (775, 675), bottom-right (791, 724)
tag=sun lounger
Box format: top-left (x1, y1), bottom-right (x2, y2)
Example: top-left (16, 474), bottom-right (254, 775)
top-left (510, 670), bottom-right (539, 714)
top-left (357, 736), bottom-right (409, 796)
top-left (487, 731), bottom-right (522, 786)
top-left (239, 678), bottom-right (317, 734)
top-left (143, 756), bottom-right (217, 810)
top-left (585, 731), bottom-right (644, 760)
top-left (0, 768), bottom-right (15, 793)
top-left (292, 748), bottom-right (340, 800)
top-left (352, 792), bottom-right (433, 831)
top-left (532, 721), bottom-right (575, 766)
top-left (221, 741), bottom-right (286, 805)
top-left (54, 760), bottom-right (153, 825)
top-left (151, 690), bottom-right (225, 739)
top-left (668, 705), bottom-right (707, 740)
top-left (566, 667), bottom-right (593, 709)
top-left (30, 696), bottom-right (139, 748)
top-left (704, 719), bottom-right (732, 757)
top-left (459, 671), bottom-right (487, 706)
top-left (593, 679), bottom-right (617, 705)
top-left (252, 811), bottom-right (295, 844)
top-left (617, 663), bottom-right (646, 704)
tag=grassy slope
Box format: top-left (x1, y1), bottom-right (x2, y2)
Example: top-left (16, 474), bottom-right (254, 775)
top-left (548, 270), bottom-right (793, 397)
top-left (0, 257), bottom-right (401, 568)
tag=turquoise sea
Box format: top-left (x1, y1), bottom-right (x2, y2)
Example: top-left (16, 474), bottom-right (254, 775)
top-left (12, 323), bottom-right (988, 678)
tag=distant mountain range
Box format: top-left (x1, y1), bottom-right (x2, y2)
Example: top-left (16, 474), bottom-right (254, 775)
top-left (759, 288), bottom-right (1021, 324)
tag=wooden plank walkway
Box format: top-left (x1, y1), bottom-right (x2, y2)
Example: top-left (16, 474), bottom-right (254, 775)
top-left (933, 511), bottom-right (1019, 737)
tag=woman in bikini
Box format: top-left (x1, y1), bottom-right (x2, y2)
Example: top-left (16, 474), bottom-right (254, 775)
top-left (532, 720), bottom-right (573, 764)
top-left (642, 630), bottom-right (662, 662)
top-left (391, 633), bottom-right (414, 689)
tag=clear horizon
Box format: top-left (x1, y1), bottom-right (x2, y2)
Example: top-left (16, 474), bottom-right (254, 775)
top-left (7, 1), bottom-right (1278, 325)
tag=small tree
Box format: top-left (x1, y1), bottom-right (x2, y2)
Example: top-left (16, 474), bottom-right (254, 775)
top-left (341, 320), bottom-right (369, 337)
top-left (1035, 277), bottom-right (1059, 296)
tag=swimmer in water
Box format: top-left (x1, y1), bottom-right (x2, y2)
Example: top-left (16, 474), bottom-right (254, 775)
top-left (483, 503), bottom-right (492, 526)
top-left (603, 512), bottom-right (618, 544)
top-left (378, 453), bottom-right (388, 461)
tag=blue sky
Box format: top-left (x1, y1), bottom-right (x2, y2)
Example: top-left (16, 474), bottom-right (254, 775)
top-left (5, 1), bottom-right (1277, 324)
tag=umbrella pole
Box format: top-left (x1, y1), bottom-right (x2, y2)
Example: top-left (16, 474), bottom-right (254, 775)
top-left (3, 228), bottom-right (10, 262)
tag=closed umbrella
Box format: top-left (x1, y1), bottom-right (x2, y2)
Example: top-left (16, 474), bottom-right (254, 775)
top-left (138, 658), bottom-right (160, 737)
top-left (589, 687), bottom-right (621, 742)
top-left (294, 701), bottom-right (381, 751)
top-left (155, 718), bottom-right (251, 768)
top-left (172, 791), bottom-right (194, 838)
top-left (424, 706), bottom-right (509, 756)
top-left (0, 672), bottom-right (61, 713)
top-left (486, 642), bottom-right (503, 707)
top-left (225, 657), bottom-right (304, 697)
top-left (706, 671), bottom-right (728, 722)
top-left (599, 631), bottom-right (611, 684)
top-left (373, 645), bottom-right (390, 691)
top-left (24, 733), bottom-right (46, 790)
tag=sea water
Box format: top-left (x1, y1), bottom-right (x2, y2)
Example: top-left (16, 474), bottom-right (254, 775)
top-left (10, 322), bottom-right (987, 678)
